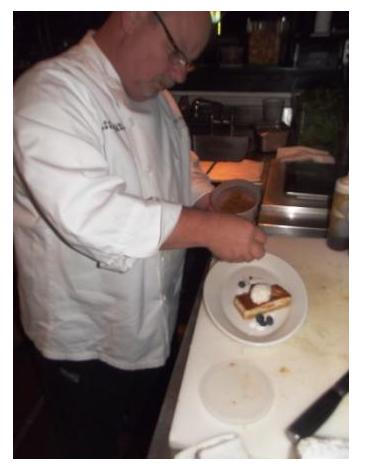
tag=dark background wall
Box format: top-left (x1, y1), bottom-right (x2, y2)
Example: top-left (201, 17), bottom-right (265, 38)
top-left (14, 11), bottom-right (348, 81)
top-left (14, 12), bottom-right (110, 79)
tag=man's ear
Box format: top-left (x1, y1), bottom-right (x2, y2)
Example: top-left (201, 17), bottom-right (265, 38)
top-left (119, 11), bottom-right (150, 35)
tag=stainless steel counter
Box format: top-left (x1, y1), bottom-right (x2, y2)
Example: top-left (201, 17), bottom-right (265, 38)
top-left (258, 159), bottom-right (330, 237)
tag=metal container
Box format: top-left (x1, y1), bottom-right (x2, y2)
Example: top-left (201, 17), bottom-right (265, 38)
top-left (258, 159), bottom-right (332, 237)
top-left (256, 126), bottom-right (289, 153)
top-left (192, 135), bottom-right (251, 161)
top-left (210, 179), bottom-right (261, 222)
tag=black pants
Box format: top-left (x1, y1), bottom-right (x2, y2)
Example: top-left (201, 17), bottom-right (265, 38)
top-left (33, 348), bottom-right (166, 458)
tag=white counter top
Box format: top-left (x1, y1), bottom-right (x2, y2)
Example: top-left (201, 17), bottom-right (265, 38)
top-left (168, 237), bottom-right (349, 458)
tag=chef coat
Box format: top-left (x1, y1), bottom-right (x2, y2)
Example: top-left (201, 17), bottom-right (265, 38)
top-left (13, 32), bottom-right (213, 370)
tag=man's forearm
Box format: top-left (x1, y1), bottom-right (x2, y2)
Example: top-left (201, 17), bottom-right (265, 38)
top-left (160, 207), bottom-right (267, 262)
top-left (161, 207), bottom-right (213, 250)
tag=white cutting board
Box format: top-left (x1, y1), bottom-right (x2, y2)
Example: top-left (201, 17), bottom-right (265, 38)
top-left (169, 237), bottom-right (349, 458)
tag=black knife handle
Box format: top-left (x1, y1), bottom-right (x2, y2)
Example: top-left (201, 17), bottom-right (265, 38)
top-left (287, 372), bottom-right (349, 442)
top-left (288, 391), bottom-right (342, 441)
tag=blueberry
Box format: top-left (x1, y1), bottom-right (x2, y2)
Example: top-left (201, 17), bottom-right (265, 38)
top-left (266, 315), bottom-right (274, 326)
top-left (256, 314), bottom-right (267, 326)
top-left (238, 280), bottom-right (246, 288)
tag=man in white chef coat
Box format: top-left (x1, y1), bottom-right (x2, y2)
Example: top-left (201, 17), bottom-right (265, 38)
top-left (13, 12), bottom-right (266, 457)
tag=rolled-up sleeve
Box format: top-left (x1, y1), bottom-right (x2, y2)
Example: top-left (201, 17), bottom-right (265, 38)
top-left (189, 150), bottom-right (214, 205)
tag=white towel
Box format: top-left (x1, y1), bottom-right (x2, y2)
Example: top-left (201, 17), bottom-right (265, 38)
top-left (276, 146), bottom-right (335, 164)
top-left (297, 436), bottom-right (349, 459)
top-left (175, 433), bottom-right (250, 459)
top-left (175, 433), bottom-right (348, 459)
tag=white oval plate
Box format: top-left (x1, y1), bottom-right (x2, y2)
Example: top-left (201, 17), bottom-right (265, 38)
top-left (199, 359), bottom-right (274, 424)
top-left (203, 253), bottom-right (308, 346)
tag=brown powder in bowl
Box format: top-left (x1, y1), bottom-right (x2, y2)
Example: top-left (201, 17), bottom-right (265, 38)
top-left (219, 190), bottom-right (255, 214)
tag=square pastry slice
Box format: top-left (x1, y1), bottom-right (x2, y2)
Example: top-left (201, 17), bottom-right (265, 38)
top-left (234, 284), bottom-right (291, 319)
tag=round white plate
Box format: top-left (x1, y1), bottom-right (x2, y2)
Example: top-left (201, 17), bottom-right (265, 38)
top-left (203, 253), bottom-right (308, 346)
top-left (199, 359), bottom-right (274, 424)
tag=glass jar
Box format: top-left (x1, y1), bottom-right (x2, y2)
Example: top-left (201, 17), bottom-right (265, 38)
top-left (326, 175), bottom-right (349, 250)
top-left (246, 18), bottom-right (288, 65)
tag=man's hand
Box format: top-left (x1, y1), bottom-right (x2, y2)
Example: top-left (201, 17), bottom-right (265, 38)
top-left (206, 212), bottom-right (267, 262)
top-left (193, 192), bottom-right (212, 211)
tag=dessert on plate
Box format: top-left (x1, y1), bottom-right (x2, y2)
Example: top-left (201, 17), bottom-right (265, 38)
top-left (234, 283), bottom-right (291, 319)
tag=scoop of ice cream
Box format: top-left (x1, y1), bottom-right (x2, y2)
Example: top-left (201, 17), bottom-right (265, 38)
top-left (250, 283), bottom-right (272, 305)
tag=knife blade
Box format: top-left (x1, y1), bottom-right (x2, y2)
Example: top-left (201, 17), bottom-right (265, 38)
top-left (286, 371), bottom-right (349, 443)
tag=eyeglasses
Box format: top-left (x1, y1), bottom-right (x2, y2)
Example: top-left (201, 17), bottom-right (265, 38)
top-left (153, 12), bottom-right (194, 72)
